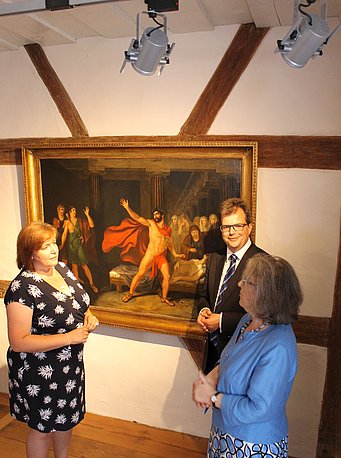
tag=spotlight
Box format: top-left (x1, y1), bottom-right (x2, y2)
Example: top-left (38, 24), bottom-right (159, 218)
top-left (275, 0), bottom-right (341, 68)
top-left (120, 11), bottom-right (175, 76)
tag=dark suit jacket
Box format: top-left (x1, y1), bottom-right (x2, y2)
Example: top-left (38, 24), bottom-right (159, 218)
top-left (196, 242), bottom-right (266, 372)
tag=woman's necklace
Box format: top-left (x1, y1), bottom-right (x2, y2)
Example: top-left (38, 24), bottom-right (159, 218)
top-left (250, 321), bottom-right (270, 332)
top-left (238, 319), bottom-right (270, 341)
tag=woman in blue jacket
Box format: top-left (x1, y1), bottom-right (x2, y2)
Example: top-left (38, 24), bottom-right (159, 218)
top-left (193, 254), bottom-right (302, 458)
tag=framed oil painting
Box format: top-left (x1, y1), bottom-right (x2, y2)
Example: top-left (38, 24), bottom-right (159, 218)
top-left (22, 139), bottom-right (258, 339)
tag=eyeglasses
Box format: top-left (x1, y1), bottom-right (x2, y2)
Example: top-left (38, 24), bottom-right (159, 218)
top-left (240, 278), bottom-right (256, 287)
top-left (220, 223), bottom-right (248, 233)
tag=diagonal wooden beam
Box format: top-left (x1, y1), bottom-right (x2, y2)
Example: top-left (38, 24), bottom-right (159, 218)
top-left (179, 24), bottom-right (269, 136)
top-left (24, 44), bottom-right (89, 137)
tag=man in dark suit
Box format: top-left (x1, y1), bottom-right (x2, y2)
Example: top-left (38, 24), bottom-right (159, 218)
top-left (196, 198), bottom-right (266, 373)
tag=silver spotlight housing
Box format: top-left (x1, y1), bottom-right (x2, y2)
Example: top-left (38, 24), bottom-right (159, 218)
top-left (120, 11), bottom-right (175, 76)
top-left (275, 0), bottom-right (341, 68)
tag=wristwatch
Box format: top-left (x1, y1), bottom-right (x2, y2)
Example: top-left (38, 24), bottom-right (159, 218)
top-left (211, 392), bottom-right (220, 408)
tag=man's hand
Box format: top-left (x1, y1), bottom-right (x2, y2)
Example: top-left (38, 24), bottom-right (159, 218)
top-left (203, 313), bottom-right (220, 332)
top-left (197, 309), bottom-right (220, 332)
top-left (175, 253), bottom-right (186, 259)
top-left (119, 198), bottom-right (145, 225)
top-left (120, 198), bottom-right (129, 209)
top-left (197, 308), bottom-right (211, 332)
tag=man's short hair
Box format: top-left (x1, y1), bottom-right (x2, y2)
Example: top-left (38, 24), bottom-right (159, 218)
top-left (152, 208), bottom-right (165, 218)
top-left (219, 198), bottom-right (251, 225)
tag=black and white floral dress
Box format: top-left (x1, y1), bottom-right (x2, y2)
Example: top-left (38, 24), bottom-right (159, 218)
top-left (4, 262), bottom-right (90, 433)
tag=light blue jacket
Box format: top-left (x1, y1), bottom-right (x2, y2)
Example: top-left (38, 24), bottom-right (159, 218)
top-left (213, 313), bottom-right (297, 444)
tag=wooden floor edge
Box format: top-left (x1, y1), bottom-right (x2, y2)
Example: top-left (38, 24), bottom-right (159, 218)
top-left (0, 413), bottom-right (14, 431)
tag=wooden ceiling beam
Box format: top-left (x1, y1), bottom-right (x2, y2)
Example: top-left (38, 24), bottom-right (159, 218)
top-left (0, 135), bottom-right (340, 170)
top-left (179, 23), bottom-right (269, 136)
top-left (24, 43), bottom-right (89, 137)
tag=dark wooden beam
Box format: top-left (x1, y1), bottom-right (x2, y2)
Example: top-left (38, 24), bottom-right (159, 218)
top-left (254, 135), bottom-right (341, 169)
top-left (177, 135), bottom-right (341, 169)
top-left (293, 315), bottom-right (329, 347)
top-left (24, 44), bottom-right (89, 137)
top-left (316, 223), bottom-right (341, 457)
top-left (0, 135), bottom-right (340, 170)
top-left (179, 24), bottom-right (270, 136)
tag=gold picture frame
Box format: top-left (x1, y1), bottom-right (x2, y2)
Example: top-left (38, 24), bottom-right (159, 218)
top-left (22, 139), bottom-right (257, 340)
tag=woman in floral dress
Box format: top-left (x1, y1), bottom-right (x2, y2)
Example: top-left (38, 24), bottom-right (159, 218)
top-left (5, 221), bottom-right (99, 457)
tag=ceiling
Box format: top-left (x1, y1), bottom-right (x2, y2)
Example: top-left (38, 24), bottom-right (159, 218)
top-left (0, 0), bottom-right (340, 52)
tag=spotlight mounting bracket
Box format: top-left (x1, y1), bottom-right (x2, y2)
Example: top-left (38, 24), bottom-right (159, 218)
top-left (144, 0), bottom-right (179, 13)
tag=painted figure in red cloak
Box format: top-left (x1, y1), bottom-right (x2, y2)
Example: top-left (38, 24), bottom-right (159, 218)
top-left (102, 198), bottom-right (185, 306)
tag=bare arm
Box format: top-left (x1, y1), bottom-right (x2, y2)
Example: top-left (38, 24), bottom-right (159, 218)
top-left (60, 221), bottom-right (69, 249)
top-left (167, 237), bottom-right (185, 259)
top-left (52, 217), bottom-right (59, 229)
top-left (120, 198), bottom-right (149, 226)
top-left (83, 206), bottom-right (95, 228)
top-left (6, 302), bottom-right (89, 353)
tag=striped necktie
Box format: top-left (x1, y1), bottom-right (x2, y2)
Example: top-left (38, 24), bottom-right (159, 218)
top-left (210, 253), bottom-right (238, 346)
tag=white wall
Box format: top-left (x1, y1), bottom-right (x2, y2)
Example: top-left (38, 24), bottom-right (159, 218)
top-left (0, 22), bottom-right (340, 457)
top-left (84, 326), bottom-right (212, 435)
top-left (257, 168), bottom-right (341, 318)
